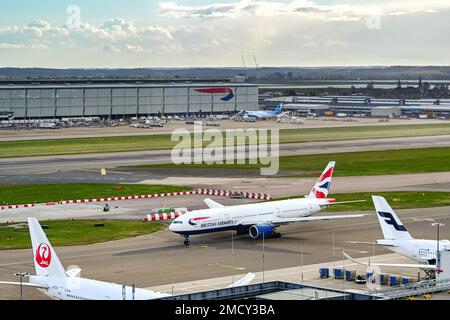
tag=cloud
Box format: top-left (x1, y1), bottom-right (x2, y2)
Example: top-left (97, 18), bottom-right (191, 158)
top-left (1, 2), bottom-right (450, 67)
top-left (0, 43), bottom-right (24, 49)
top-left (27, 20), bottom-right (52, 30)
top-left (159, 0), bottom-right (450, 20)
top-left (0, 18), bottom-right (174, 55)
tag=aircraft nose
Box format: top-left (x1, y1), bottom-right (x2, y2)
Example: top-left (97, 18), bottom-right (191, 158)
top-left (169, 220), bottom-right (180, 232)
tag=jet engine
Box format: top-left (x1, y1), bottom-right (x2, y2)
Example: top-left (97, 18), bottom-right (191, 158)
top-left (249, 224), bottom-right (275, 239)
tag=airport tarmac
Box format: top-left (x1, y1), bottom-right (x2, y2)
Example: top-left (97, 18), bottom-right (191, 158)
top-left (1, 205), bottom-right (450, 300)
top-left (0, 118), bottom-right (446, 142)
top-left (148, 253), bottom-right (421, 296)
top-left (1, 171), bottom-right (450, 223)
top-left (0, 135), bottom-right (449, 176)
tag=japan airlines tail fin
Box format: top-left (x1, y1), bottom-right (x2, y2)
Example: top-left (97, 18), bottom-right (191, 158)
top-left (28, 218), bottom-right (67, 277)
top-left (372, 196), bottom-right (413, 241)
top-left (308, 161), bottom-right (335, 199)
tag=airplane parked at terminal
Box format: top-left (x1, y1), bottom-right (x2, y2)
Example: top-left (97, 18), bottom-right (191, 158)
top-left (169, 162), bottom-right (365, 246)
top-left (241, 103), bottom-right (284, 120)
top-left (0, 218), bottom-right (254, 300)
top-left (345, 196), bottom-right (450, 271)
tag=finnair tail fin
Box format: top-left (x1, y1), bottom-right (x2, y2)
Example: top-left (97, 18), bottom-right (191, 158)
top-left (372, 196), bottom-right (413, 241)
top-left (308, 161), bottom-right (335, 199)
top-left (28, 218), bottom-right (67, 277)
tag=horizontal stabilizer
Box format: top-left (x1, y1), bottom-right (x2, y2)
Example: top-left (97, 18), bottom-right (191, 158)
top-left (328, 200), bottom-right (366, 206)
top-left (227, 273), bottom-right (255, 288)
top-left (346, 241), bottom-right (396, 247)
top-left (0, 281), bottom-right (49, 289)
top-left (66, 267), bottom-right (82, 278)
top-left (343, 252), bottom-right (436, 270)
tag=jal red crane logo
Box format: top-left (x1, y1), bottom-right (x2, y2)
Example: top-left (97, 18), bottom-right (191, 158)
top-left (35, 243), bottom-right (52, 268)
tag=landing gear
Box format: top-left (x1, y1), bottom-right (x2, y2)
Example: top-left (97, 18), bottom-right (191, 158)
top-left (423, 269), bottom-right (436, 280)
top-left (237, 228), bottom-right (249, 236)
top-left (183, 235), bottom-right (191, 246)
top-left (273, 231), bottom-right (282, 239)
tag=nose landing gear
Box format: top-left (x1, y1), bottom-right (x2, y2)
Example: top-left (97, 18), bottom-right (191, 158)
top-left (183, 235), bottom-right (191, 246)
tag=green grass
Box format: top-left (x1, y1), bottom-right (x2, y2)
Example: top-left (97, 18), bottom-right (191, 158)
top-left (1, 123), bottom-right (449, 158)
top-left (143, 147), bottom-right (450, 177)
top-left (0, 184), bottom-right (191, 205)
top-left (276, 123), bottom-right (450, 144)
top-left (0, 220), bottom-right (165, 250)
top-left (274, 192), bottom-right (450, 212)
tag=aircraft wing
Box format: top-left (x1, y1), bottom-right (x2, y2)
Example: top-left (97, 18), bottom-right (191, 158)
top-left (227, 273), bottom-right (255, 288)
top-left (239, 214), bottom-right (364, 226)
top-left (0, 281), bottom-right (49, 289)
top-left (270, 214), bottom-right (365, 225)
top-left (343, 252), bottom-right (436, 270)
top-left (204, 198), bottom-right (225, 209)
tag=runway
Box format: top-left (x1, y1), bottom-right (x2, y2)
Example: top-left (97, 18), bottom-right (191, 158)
top-left (1, 205), bottom-right (450, 300)
top-left (0, 135), bottom-right (449, 176)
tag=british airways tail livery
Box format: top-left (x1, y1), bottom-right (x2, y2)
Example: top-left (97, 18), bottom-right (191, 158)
top-left (308, 161), bottom-right (335, 199)
top-left (0, 218), bottom-right (254, 300)
top-left (170, 161), bottom-right (365, 246)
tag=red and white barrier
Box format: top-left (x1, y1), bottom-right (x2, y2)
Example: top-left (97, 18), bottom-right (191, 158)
top-left (144, 212), bottom-right (186, 222)
top-left (0, 189), bottom-right (272, 211)
top-left (196, 189), bottom-right (272, 200)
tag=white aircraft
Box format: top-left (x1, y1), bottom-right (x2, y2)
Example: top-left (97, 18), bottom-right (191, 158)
top-left (345, 196), bottom-right (450, 271)
top-left (242, 103), bottom-right (284, 120)
top-left (0, 218), bottom-right (255, 300)
top-left (169, 161), bottom-right (365, 245)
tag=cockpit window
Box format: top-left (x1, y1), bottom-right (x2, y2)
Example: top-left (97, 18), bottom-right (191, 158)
top-left (173, 221), bottom-right (183, 224)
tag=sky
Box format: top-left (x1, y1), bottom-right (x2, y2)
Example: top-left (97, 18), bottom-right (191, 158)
top-left (1, 0), bottom-right (450, 68)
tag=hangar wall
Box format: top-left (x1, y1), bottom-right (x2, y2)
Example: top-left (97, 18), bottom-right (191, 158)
top-left (0, 84), bottom-right (258, 119)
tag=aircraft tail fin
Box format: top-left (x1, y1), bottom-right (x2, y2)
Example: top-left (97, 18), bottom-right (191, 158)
top-left (28, 218), bottom-right (67, 277)
top-left (308, 161), bottom-right (335, 199)
top-left (372, 196), bottom-right (413, 241)
top-left (275, 103), bottom-right (283, 114)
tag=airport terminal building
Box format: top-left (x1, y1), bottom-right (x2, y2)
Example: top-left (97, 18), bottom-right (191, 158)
top-left (0, 81), bottom-right (258, 119)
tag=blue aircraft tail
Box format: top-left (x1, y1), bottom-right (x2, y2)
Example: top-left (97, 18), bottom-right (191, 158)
top-left (274, 103), bottom-right (283, 114)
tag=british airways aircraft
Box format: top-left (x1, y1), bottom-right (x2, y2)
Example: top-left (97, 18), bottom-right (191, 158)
top-left (170, 162), bottom-right (365, 246)
top-left (345, 196), bottom-right (450, 271)
top-left (0, 218), bottom-right (255, 300)
top-left (242, 103), bottom-right (284, 120)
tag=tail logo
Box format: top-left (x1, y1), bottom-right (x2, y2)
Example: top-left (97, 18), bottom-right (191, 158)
top-left (35, 243), bottom-right (52, 268)
top-left (378, 211), bottom-right (408, 232)
top-left (195, 88), bottom-right (235, 102)
top-left (312, 166), bottom-right (334, 199)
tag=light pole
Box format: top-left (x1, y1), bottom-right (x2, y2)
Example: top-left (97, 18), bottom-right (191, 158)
top-left (231, 231), bottom-right (235, 286)
top-left (14, 272), bottom-right (30, 301)
top-left (262, 233), bottom-right (265, 284)
top-left (431, 222), bottom-right (445, 275)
